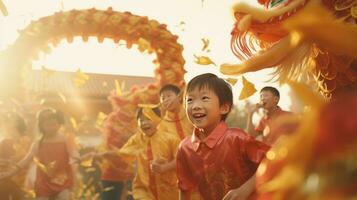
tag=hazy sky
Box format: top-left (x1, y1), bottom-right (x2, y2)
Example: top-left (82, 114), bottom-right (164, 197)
top-left (0, 0), bottom-right (292, 109)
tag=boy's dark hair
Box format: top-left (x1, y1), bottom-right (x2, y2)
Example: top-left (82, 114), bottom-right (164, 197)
top-left (260, 86), bottom-right (280, 99)
top-left (136, 107), bottom-right (161, 120)
top-left (185, 73), bottom-right (233, 120)
top-left (5, 112), bottom-right (27, 135)
top-left (159, 84), bottom-right (181, 95)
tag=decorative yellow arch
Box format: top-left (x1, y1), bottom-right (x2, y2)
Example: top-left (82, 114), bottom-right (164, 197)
top-left (0, 7), bottom-right (186, 134)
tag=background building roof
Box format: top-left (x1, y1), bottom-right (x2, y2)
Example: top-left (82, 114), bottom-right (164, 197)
top-left (26, 70), bottom-right (156, 97)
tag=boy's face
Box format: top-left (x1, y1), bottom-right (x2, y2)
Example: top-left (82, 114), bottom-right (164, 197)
top-left (185, 87), bottom-right (230, 134)
top-left (260, 91), bottom-right (279, 110)
top-left (160, 90), bottom-right (181, 112)
top-left (138, 115), bottom-right (157, 136)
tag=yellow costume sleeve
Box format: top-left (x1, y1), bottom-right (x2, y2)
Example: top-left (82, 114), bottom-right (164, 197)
top-left (115, 133), bottom-right (141, 164)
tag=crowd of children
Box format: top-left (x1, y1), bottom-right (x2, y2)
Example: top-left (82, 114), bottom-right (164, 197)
top-left (0, 73), bottom-right (287, 200)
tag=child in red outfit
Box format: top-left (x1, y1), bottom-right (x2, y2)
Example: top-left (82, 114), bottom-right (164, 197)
top-left (0, 108), bottom-right (79, 200)
top-left (177, 73), bottom-right (270, 200)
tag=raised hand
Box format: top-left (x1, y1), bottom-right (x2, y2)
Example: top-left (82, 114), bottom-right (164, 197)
top-left (150, 158), bottom-right (168, 174)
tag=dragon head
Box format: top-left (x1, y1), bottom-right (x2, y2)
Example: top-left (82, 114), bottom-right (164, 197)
top-left (222, 0), bottom-right (311, 80)
top-left (221, 0), bottom-right (357, 98)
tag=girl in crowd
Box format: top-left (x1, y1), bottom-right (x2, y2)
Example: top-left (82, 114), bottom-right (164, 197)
top-left (0, 108), bottom-right (79, 200)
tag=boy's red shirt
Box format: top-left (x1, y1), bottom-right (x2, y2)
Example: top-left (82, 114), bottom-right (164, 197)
top-left (255, 107), bottom-right (297, 145)
top-left (176, 122), bottom-right (270, 200)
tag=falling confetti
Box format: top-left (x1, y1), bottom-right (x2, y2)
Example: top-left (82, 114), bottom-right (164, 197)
top-left (114, 80), bottom-right (121, 96)
top-left (239, 76), bottom-right (257, 100)
top-left (226, 78), bottom-right (238, 86)
top-left (73, 69), bottom-right (89, 87)
top-left (103, 186), bottom-right (115, 192)
top-left (114, 80), bottom-right (126, 96)
top-left (40, 98), bottom-right (46, 105)
top-left (50, 173), bottom-right (68, 185)
top-left (23, 189), bottom-right (36, 198)
top-left (33, 157), bottom-right (56, 175)
top-left (57, 92), bottom-right (67, 103)
top-left (81, 158), bottom-right (94, 168)
top-left (85, 167), bottom-right (96, 173)
top-left (201, 38), bottom-right (210, 51)
top-left (95, 112), bottom-right (107, 128)
top-left (194, 55), bottom-right (216, 66)
top-left (0, 0), bottom-right (8, 16)
top-left (70, 117), bottom-right (78, 130)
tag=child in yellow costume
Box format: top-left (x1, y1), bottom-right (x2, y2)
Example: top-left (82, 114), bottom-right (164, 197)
top-left (159, 84), bottom-right (193, 140)
top-left (88, 105), bottom-right (180, 200)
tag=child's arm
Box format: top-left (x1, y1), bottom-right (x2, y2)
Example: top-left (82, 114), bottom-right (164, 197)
top-left (222, 174), bottom-right (256, 200)
top-left (0, 141), bottom-right (39, 179)
top-left (80, 149), bottom-right (116, 161)
top-left (15, 141), bottom-right (39, 168)
top-left (151, 135), bottom-right (180, 173)
top-left (246, 104), bottom-right (262, 137)
top-left (177, 142), bottom-right (198, 200)
top-left (81, 132), bottom-right (139, 160)
top-left (223, 133), bottom-right (269, 200)
top-left (62, 132), bottom-right (81, 166)
top-left (81, 133), bottom-right (139, 171)
top-left (151, 159), bottom-right (176, 173)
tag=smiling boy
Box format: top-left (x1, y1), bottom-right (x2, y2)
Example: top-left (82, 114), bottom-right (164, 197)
top-left (177, 73), bottom-right (270, 200)
top-left (246, 86), bottom-right (296, 145)
top-left (158, 84), bottom-right (193, 140)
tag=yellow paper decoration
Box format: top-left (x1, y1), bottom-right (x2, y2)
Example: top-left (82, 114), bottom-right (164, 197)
top-left (70, 117), bottom-right (78, 130)
top-left (73, 69), bottom-right (89, 87)
top-left (33, 157), bottom-right (56, 175)
top-left (95, 112), bottom-right (107, 128)
top-left (239, 76), bottom-right (257, 100)
top-left (138, 104), bottom-right (161, 124)
top-left (0, 0), bottom-right (8, 16)
top-left (201, 38), bottom-right (210, 51)
top-left (114, 80), bottom-right (126, 96)
top-left (57, 92), bottom-right (67, 103)
top-left (226, 78), bottom-right (238, 86)
top-left (194, 55), bottom-right (216, 66)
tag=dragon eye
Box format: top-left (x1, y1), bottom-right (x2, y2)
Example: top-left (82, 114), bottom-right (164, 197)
top-left (268, 0), bottom-right (289, 8)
